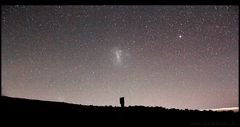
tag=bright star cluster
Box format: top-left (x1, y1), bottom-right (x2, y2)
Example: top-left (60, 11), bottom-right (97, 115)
top-left (1, 6), bottom-right (238, 109)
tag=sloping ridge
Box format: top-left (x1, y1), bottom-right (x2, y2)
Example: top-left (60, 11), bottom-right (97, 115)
top-left (1, 96), bottom-right (238, 126)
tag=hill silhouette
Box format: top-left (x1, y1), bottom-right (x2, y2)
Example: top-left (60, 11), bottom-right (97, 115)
top-left (1, 96), bottom-right (238, 126)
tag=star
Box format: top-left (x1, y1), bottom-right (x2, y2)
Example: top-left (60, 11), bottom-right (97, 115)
top-left (178, 35), bottom-right (182, 38)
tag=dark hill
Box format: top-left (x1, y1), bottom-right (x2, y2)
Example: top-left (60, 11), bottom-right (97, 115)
top-left (1, 96), bottom-right (238, 126)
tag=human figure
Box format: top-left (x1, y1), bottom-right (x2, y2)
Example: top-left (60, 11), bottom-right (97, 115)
top-left (120, 97), bottom-right (124, 108)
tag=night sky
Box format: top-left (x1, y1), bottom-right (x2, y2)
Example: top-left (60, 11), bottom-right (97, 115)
top-left (2, 6), bottom-right (239, 110)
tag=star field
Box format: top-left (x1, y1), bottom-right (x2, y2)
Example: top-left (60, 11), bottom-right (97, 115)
top-left (2, 6), bottom-right (238, 109)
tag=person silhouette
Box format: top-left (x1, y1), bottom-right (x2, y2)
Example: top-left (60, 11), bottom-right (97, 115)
top-left (120, 97), bottom-right (124, 108)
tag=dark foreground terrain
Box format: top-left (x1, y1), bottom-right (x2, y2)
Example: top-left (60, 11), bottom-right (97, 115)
top-left (1, 96), bottom-right (238, 126)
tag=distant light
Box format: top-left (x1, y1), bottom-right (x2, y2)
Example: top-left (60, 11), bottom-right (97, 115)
top-left (211, 107), bottom-right (239, 112)
top-left (201, 107), bottom-right (239, 112)
top-left (178, 35), bottom-right (182, 38)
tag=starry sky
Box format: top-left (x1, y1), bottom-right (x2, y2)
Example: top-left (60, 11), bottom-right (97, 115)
top-left (2, 6), bottom-right (239, 110)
